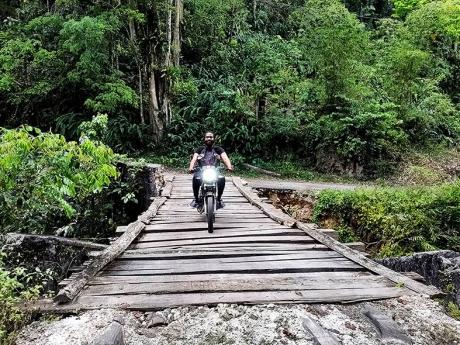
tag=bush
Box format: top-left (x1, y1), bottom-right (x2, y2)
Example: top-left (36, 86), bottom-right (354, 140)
top-left (0, 252), bottom-right (40, 344)
top-left (313, 181), bottom-right (460, 256)
top-left (0, 126), bottom-right (118, 234)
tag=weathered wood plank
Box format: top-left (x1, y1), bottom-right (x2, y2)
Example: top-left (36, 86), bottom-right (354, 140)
top-left (34, 287), bottom-right (413, 312)
top-left (296, 222), bottom-right (441, 296)
top-left (154, 214), bottom-right (269, 219)
top-left (144, 222), bottom-right (286, 231)
top-left (83, 275), bottom-right (393, 296)
top-left (148, 218), bottom-right (277, 225)
top-left (132, 235), bottom-right (316, 248)
top-left (66, 271), bottom-right (375, 286)
top-left (102, 258), bottom-right (362, 275)
top-left (118, 249), bottom-right (325, 260)
top-left (119, 223), bottom-right (286, 234)
top-left (110, 252), bottom-right (344, 269)
top-left (138, 229), bottom-right (303, 242)
top-left (128, 243), bottom-right (327, 251)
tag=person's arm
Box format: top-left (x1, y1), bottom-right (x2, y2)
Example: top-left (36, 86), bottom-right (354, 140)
top-left (220, 152), bottom-right (233, 171)
top-left (189, 153), bottom-right (199, 173)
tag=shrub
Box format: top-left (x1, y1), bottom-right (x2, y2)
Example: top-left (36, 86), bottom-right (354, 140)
top-left (0, 126), bottom-right (118, 234)
top-left (0, 252), bottom-right (40, 344)
top-left (313, 181), bottom-right (460, 256)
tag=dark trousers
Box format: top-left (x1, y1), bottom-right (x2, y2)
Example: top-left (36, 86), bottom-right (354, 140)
top-left (193, 173), bottom-right (225, 201)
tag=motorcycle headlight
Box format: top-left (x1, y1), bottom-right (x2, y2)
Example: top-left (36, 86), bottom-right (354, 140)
top-left (202, 168), bottom-right (218, 183)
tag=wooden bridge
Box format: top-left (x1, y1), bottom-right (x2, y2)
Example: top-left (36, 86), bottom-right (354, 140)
top-left (36, 174), bottom-right (438, 312)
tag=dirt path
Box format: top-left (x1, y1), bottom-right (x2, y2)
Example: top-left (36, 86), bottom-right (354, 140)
top-left (247, 178), bottom-right (358, 192)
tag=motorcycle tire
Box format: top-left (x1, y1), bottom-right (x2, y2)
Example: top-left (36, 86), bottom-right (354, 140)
top-left (206, 196), bottom-right (215, 233)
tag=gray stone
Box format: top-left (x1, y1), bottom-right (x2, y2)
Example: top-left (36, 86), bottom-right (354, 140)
top-left (363, 307), bottom-right (411, 345)
top-left (377, 250), bottom-right (460, 304)
top-left (302, 316), bottom-right (341, 345)
top-left (92, 320), bottom-right (124, 345)
top-left (145, 313), bottom-right (168, 327)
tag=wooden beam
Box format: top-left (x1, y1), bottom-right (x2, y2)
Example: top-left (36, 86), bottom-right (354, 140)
top-left (53, 197), bottom-right (167, 303)
top-left (296, 222), bottom-right (441, 297)
top-left (232, 177), bottom-right (295, 227)
top-left (5, 233), bottom-right (107, 250)
top-left (160, 174), bottom-right (174, 198)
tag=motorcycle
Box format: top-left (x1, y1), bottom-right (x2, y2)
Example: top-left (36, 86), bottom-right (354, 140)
top-left (195, 165), bottom-right (219, 233)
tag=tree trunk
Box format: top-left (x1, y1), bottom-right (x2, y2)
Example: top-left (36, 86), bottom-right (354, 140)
top-left (172, 0), bottom-right (183, 66)
top-left (165, 0), bottom-right (173, 68)
top-left (138, 66), bottom-right (145, 124)
top-left (149, 70), bottom-right (163, 144)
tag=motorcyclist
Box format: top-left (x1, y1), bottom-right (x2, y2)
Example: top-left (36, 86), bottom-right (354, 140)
top-left (188, 132), bottom-right (233, 209)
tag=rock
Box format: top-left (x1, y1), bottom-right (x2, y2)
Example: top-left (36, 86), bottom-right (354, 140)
top-left (363, 307), bottom-right (411, 345)
top-left (145, 313), bottom-right (168, 327)
top-left (377, 250), bottom-right (460, 304)
top-left (91, 319), bottom-right (124, 345)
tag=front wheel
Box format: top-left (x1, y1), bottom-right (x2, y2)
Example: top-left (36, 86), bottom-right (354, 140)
top-left (206, 196), bottom-right (215, 233)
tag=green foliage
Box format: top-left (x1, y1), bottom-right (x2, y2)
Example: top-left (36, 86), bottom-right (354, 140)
top-left (0, 126), bottom-right (118, 234)
top-left (0, 253), bottom-right (40, 344)
top-left (313, 181), bottom-right (460, 256)
top-left (447, 301), bottom-right (460, 320)
top-left (0, 0), bottom-right (459, 175)
top-left (392, 0), bottom-right (429, 18)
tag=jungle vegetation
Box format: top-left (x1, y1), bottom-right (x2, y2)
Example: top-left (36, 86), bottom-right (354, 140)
top-left (0, 1), bottom-right (459, 339)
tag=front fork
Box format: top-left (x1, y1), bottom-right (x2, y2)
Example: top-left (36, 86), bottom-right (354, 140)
top-left (198, 185), bottom-right (216, 214)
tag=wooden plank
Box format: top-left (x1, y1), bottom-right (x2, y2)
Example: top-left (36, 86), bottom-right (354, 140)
top-left (118, 249), bottom-right (324, 260)
top-left (161, 175), bottom-right (174, 198)
top-left (149, 217), bottom-right (277, 225)
top-left (83, 275), bottom-right (393, 296)
top-left (128, 243), bottom-right (326, 251)
top-left (102, 258), bottom-right (362, 275)
top-left (110, 252), bottom-right (344, 268)
top-left (119, 223), bottom-right (285, 234)
top-left (161, 204), bottom-right (259, 211)
top-left (143, 222), bottom-right (287, 231)
top-left (53, 197), bottom-right (167, 303)
top-left (132, 235), bottom-right (316, 248)
top-left (155, 213), bottom-right (267, 219)
top-left (296, 222), bottom-right (441, 296)
top-left (157, 209), bottom-right (265, 215)
top-left (60, 271), bottom-right (375, 287)
top-left (35, 287), bottom-right (413, 312)
top-left (139, 229), bottom-right (303, 241)
top-left (89, 271), bottom-right (375, 284)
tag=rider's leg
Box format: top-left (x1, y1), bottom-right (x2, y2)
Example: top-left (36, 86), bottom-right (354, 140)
top-left (192, 174), bottom-right (201, 201)
top-left (217, 176), bottom-right (225, 200)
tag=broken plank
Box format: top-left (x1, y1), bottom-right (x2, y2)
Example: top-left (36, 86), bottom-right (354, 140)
top-left (83, 275), bottom-right (393, 296)
top-left (35, 287), bottom-right (414, 312)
